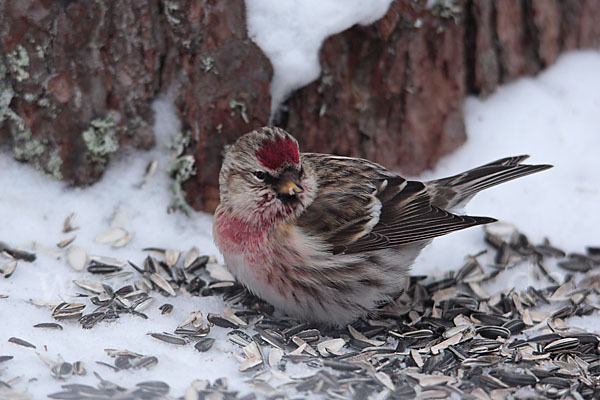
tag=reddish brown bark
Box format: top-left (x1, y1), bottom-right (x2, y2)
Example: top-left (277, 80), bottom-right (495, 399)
top-left (1, 0), bottom-right (599, 212)
top-left (0, 0), bottom-right (271, 195)
top-left (160, 0), bottom-right (272, 212)
top-left (281, 0), bottom-right (600, 180)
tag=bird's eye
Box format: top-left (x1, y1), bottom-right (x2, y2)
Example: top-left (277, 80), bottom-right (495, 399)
top-left (253, 171), bottom-right (266, 180)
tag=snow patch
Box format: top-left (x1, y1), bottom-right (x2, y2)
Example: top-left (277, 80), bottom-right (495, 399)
top-left (245, 0), bottom-right (393, 117)
top-left (414, 50), bottom-right (600, 276)
top-left (1, 51), bottom-right (599, 398)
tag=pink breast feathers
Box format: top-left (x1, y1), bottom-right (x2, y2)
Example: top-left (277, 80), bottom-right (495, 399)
top-left (255, 135), bottom-right (300, 170)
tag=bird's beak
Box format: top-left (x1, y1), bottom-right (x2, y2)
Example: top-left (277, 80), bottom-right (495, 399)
top-left (277, 180), bottom-right (304, 196)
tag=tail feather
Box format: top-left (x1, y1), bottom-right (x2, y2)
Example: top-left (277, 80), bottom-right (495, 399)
top-left (480, 154), bottom-right (530, 167)
top-left (455, 164), bottom-right (552, 197)
top-left (429, 155), bottom-right (552, 209)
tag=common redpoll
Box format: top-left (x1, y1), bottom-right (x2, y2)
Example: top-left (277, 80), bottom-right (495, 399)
top-left (213, 126), bottom-right (551, 325)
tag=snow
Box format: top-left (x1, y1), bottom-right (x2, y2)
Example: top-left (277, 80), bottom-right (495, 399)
top-left (414, 50), bottom-right (600, 279)
top-left (245, 0), bottom-right (394, 117)
top-left (1, 46), bottom-right (599, 399)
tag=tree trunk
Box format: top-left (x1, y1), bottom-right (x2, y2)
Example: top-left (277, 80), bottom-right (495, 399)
top-left (281, 0), bottom-right (600, 176)
top-left (1, 0), bottom-right (599, 212)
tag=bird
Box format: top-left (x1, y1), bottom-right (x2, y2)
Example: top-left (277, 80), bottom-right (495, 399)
top-left (213, 126), bottom-right (552, 326)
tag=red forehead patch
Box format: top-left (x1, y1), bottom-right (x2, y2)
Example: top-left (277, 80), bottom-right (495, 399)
top-left (255, 135), bottom-right (300, 170)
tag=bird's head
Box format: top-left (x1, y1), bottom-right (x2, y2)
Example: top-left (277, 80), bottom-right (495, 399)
top-left (218, 127), bottom-right (316, 227)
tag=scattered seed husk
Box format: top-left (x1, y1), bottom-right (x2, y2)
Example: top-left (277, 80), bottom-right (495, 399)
top-left (238, 341), bottom-right (263, 372)
top-left (34, 322), bottom-right (63, 330)
top-left (393, 329), bottom-right (434, 339)
top-left (186, 255), bottom-right (210, 275)
top-left (79, 312), bottom-right (106, 329)
top-left (347, 325), bottom-right (386, 347)
top-left (194, 338), bottom-right (216, 352)
top-left (112, 233), bottom-right (133, 248)
top-left (0, 241), bottom-right (36, 262)
top-left (405, 371), bottom-right (457, 387)
top-left (60, 214), bottom-right (78, 235)
top-left (229, 330), bottom-right (252, 348)
top-left (159, 303), bottom-right (174, 315)
top-left (496, 370), bottom-right (537, 387)
top-left (140, 159), bottom-right (158, 184)
top-left (88, 255), bottom-right (127, 268)
top-left (175, 327), bottom-right (210, 339)
top-left (57, 236), bottom-right (76, 249)
top-left (431, 332), bottom-right (463, 354)
top-left (132, 297), bottom-right (154, 312)
top-left (9, 337), bottom-right (36, 349)
top-left (293, 328), bottom-right (321, 343)
top-left (411, 349), bottom-right (424, 368)
top-left (12, 221), bottom-right (599, 400)
top-left (87, 262), bottom-right (123, 274)
top-left (73, 280), bottom-right (104, 294)
top-left (317, 338), bottom-right (346, 357)
top-left (66, 245), bottom-right (87, 271)
top-left (207, 313), bottom-right (239, 329)
top-left (136, 380), bottom-right (170, 394)
top-left (535, 242), bottom-right (566, 258)
top-left (134, 356), bottom-right (159, 369)
top-left (149, 272), bottom-right (176, 296)
top-left (543, 337), bottom-right (580, 352)
top-left (51, 362), bottom-right (73, 379)
top-left (178, 312), bottom-right (201, 329)
top-left (476, 326), bottom-right (511, 340)
top-left (268, 348), bottom-right (283, 367)
top-left (149, 332), bottom-right (187, 346)
top-left (184, 247), bottom-right (200, 268)
top-left (558, 258), bottom-right (592, 273)
top-left (207, 281), bottom-right (236, 290)
top-left (443, 324), bottom-right (470, 339)
top-left (96, 361), bottom-right (120, 372)
top-left (95, 228), bottom-right (128, 244)
top-left (206, 263), bottom-right (235, 282)
top-left (223, 307), bottom-right (247, 327)
top-left (165, 249), bottom-right (180, 267)
top-left (0, 260), bottom-right (17, 278)
top-left (52, 302), bottom-right (85, 320)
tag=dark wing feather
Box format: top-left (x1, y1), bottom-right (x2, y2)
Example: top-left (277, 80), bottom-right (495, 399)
top-left (334, 181), bottom-right (495, 254)
top-left (297, 154), bottom-right (395, 248)
top-left (298, 154), bottom-right (495, 255)
top-left (428, 155), bottom-right (552, 208)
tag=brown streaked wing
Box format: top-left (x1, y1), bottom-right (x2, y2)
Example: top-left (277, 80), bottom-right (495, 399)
top-left (297, 153), bottom-right (396, 247)
top-left (333, 181), bottom-right (496, 254)
top-left (299, 154), bottom-right (495, 255)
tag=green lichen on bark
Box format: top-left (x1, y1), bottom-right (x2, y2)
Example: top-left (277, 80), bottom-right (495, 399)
top-left (46, 148), bottom-right (63, 180)
top-left (1, 60), bottom-right (46, 162)
top-left (82, 116), bottom-right (120, 165)
top-left (429, 0), bottom-right (462, 21)
top-left (13, 136), bottom-right (45, 161)
top-left (6, 45), bottom-right (30, 82)
top-left (34, 42), bottom-right (49, 59)
top-left (166, 131), bottom-right (195, 216)
top-left (167, 130), bottom-right (190, 155)
top-left (0, 62), bottom-right (14, 124)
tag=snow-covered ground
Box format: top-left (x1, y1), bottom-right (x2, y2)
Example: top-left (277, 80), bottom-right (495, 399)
top-left (415, 51), bottom-right (600, 283)
top-left (0, 42), bottom-right (599, 400)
